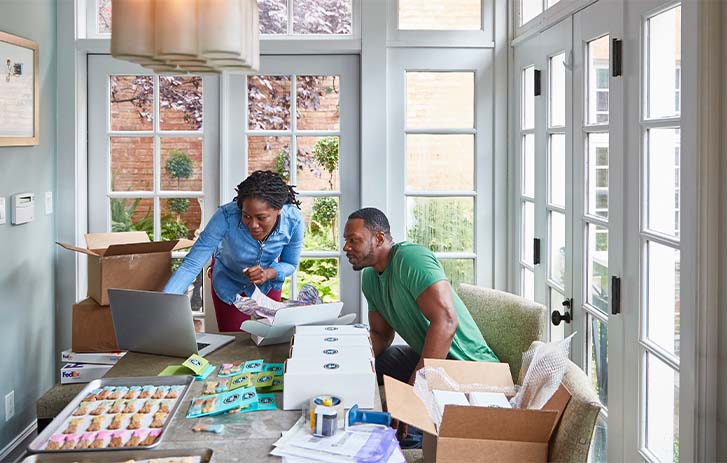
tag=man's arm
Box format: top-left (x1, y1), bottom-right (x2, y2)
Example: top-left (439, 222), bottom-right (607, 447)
top-left (410, 280), bottom-right (459, 382)
top-left (368, 310), bottom-right (395, 357)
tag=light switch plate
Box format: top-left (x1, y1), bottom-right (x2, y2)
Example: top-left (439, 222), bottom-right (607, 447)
top-left (0, 197), bottom-right (5, 225)
top-left (45, 192), bottom-right (53, 215)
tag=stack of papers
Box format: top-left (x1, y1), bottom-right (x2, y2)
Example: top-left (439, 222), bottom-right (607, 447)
top-left (271, 417), bottom-right (405, 463)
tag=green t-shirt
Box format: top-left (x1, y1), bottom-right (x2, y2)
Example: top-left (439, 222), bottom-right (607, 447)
top-left (362, 242), bottom-right (499, 363)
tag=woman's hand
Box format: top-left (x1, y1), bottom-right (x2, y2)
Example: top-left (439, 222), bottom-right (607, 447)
top-left (243, 266), bottom-right (277, 285)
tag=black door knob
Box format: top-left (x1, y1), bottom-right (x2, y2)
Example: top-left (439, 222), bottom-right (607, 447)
top-left (551, 310), bottom-right (572, 326)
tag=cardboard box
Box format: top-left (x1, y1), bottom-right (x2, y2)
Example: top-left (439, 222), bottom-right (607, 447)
top-left (60, 363), bottom-right (113, 384)
top-left (72, 298), bottom-right (119, 353)
top-left (283, 356), bottom-right (376, 410)
top-left (57, 231), bottom-right (192, 306)
top-left (289, 334), bottom-right (374, 360)
top-left (61, 349), bottom-right (126, 365)
top-left (384, 359), bottom-right (571, 463)
top-left (240, 302), bottom-right (352, 346)
top-left (294, 324), bottom-right (370, 337)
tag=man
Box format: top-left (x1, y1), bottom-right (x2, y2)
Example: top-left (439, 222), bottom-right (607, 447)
top-left (343, 207), bottom-right (499, 389)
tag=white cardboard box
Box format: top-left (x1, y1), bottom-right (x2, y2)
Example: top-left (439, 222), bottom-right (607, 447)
top-left (61, 349), bottom-right (126, 365)
top-left (294, 324), bottom-right (370, 337)
top-left (240, 302), bottom-right (352, 346)
top-left (290, 343), bottom-right (374, 360)
top-left (292, 333), bottom-right (373, 349)
top-left (60, 363), bottom-right (113, 384)
top-left (283, 356), bottom-right (376, 410)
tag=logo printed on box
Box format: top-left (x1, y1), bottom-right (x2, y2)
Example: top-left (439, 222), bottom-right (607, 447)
top-left (62, 371), bottom-right (80, 378)
top-left (242, 392), bottom-right (255, 400)
top-left (257, 375), bottom-right (272, 383)
top-left (323, 349), bottom-right (339, 355)
top-left (354, 324), bottom-right (367, 329)
top-left (325, 327), bottom-right (338, 331)
top-left (324, 363), bottom-right (340, 370)
top-left (232, 376), bottom-right (247, 385)
top-left (260, 397), bottom-right (274, 405)
top-left (223, 394), bottom-right (241, 404)
top-left (324, 337), bottom-right (338, 342)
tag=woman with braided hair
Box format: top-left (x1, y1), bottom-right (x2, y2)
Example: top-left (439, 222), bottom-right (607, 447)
top-left (164, 170), bottom-right (304, 331)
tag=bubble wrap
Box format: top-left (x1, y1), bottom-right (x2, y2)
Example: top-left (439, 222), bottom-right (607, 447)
top-left (412, 367), bottom-right (517, 431)
top-left (510, 333), bottom-right (575, 410)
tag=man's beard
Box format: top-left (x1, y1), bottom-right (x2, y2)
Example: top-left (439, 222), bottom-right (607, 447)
top-left (351, 248), bottom-right (376, 271)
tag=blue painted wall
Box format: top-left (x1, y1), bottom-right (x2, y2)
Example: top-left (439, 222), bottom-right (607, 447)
top-left (0, 0), bottom-right (57, 452)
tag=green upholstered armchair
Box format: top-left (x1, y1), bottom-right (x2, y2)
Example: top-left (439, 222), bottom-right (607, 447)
top-left (456, 283), bottom-right (547, 382)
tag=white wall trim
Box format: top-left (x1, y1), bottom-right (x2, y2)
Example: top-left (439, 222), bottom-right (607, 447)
top-left (686, 1), bottom-right (722, 461)
top-left (0, 421), bottom-right (36, 463)
top-left (512, 0), bottom-right (599, 46)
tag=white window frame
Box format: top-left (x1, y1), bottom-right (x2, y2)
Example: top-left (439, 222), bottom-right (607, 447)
top-left (387, 0), bottom-right (493, 47)
top-left (387, 48), bottom-right (494, 287)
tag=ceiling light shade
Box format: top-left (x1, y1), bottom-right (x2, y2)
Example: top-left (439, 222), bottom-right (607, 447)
top-left (111, 0), bottom-right (259, 74)
top-left (110, 0), bottom-right (155, 62)
top-left (199, 0), bottom-right (243, 59)
top-left (154, 0), bottom-right (199, 60)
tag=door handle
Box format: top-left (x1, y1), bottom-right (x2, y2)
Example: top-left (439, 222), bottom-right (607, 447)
top-left (551, 298), bottom-right (573, 326)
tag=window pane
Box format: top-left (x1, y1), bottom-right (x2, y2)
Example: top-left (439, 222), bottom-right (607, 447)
top-left (589, 416), bottom-right (608, 463)
top-left (522, 201), bottom-right (534, 265)
top-left (549, 289), bottom-right (565, 342)
top-left (159, 76), bottom-right (203, 131)
top-left (258, 0), bottom-right (288, 34)
top-left (549, 53), bottom-right (566, 128)
top-left (588, 35), bottom-right (609, 124)
top-left (296, 136), bottom-right (340, 191)
top-left (647, 6), bottom-right (681, 119)
top-left (300, 196), bottom-right (338, 251)
top-left (110, 137), bottom-right (153, 192)
top-left (647, 242), bottom-right (680, 357)
top-left (521, 0), bottom-right (542, 25)
top-left (406, 72), bottom-right (474, 129)
top-left (646, 354), bottom-right (679, 462)
top-left (110, 197), bottom-right (153, 239)
top-left (549, 211), bottom-right (565, 288)
top-left (296, 258), bottom-right (340, 302)
top-left (398, 0), bottom-right (481, 30)
top-left (522, 134), bottom-right (535, 197)
top-left (248, 75), bottom-right (291, 130)
top-left (549, 133), bottom-right (565, 207)
top-left (522, 67), bottom-right (535, 130)
top-left (247, 136), bottom-right (291, 178)
top-left (439, 259), bottom-right (475, 291)
top-left (522, 267), bottom-right (534, 300)
top-left (407, 135), bottom-right (474, 191)
top-left (547, 0), bottom-right (560, 7)
top-left (296, 76), bottom-right (340, 130)
top-left (293, 0), bottom-right (352, 34)
top-left (406, 197), bottom-right (474, 253)
top-left (160, 198), bottom-right (202, 241)
top-left (588, 316), bottom-right (608, 407)
top-left (161, 137), bottom-right (203, 191)
top-left (647, 128), bottom-right (680, 238)
top-left (110, 76), bottom-right (153, 132)
top-left (587, 133), bottom-right (609, 218)
top-left (587, 223), bottom-right (609, 312)
top-left (97, 0), bottom-right (111, 34)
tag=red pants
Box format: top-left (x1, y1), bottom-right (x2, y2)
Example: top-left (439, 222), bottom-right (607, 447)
top-left (210, 275), bottom-right (282, 332)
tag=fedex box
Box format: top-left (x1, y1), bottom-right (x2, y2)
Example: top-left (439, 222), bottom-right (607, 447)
top-left (60, 363), bottom-right (113, 384)
top-left (72, 298), bottom-right (119, 353)
top-left (384, 359), bottom-right (571, 463)
top-left (57, 231), bottom-right (192, 306)
top-left (283, 356), bottom-right (376, 410)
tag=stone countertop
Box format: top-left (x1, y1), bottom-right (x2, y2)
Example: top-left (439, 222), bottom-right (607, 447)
top-left (35, 334), bottom-right (388, 462)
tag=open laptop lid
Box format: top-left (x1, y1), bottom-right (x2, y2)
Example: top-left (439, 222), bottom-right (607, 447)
top-left (107, 289), bottom-right (232, 358)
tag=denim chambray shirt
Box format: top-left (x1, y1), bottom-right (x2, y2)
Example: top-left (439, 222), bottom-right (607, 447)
top-left (163, 201), bottom-right (304, 304)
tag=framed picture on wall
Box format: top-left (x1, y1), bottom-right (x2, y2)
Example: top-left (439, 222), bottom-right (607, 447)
top-left (0, 31), bottom-right (39, 146)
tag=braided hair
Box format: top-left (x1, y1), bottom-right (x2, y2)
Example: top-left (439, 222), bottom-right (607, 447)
top-left (235, 170), bottom-right (301, 210)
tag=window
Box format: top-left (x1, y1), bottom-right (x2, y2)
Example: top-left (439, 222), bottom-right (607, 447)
top-left (398, 0), bottom-right (482, 30)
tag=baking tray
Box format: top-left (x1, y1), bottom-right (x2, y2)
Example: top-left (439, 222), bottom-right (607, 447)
top-left (29, 376), bottom-right (194, 453)
top-left (20, 448), bottom-right (213, 462)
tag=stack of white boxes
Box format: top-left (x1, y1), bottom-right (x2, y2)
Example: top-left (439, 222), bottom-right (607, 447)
top-left (283, 324), bottom-right (376, 410)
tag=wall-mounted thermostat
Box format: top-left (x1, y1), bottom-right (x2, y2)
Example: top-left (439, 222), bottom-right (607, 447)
top-left (11, 193), bottom-right (35, 225)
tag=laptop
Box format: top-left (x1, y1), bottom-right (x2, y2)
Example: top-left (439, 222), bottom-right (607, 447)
top-left (107, 289), bottom-right (234, 357)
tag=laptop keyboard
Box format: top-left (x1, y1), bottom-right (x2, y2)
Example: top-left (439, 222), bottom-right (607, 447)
top-left (197, 342), bottom-right (210, 351)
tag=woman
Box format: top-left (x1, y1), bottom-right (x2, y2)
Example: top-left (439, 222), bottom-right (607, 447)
top-left (164, 170), bottom-right (304, 331)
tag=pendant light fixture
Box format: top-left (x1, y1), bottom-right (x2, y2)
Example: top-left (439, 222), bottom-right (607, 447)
top-left (111, 0), bottom-right (259, 74)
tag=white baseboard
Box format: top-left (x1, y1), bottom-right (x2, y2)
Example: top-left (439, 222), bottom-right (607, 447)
top-left (0, 420), bottom-right (37, 463)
